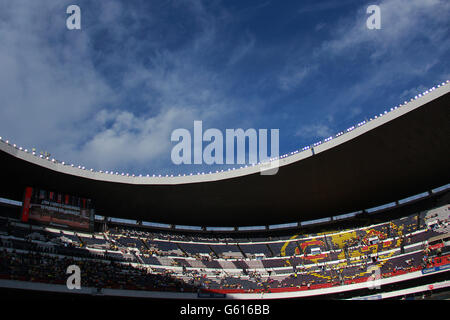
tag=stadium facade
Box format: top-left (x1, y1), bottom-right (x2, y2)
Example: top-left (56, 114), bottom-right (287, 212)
top-left (0, 81), bottom-right (449, 301)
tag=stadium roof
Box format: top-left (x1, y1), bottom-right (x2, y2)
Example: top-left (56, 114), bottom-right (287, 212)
top-left (0, 83), bottom-right (449, 227)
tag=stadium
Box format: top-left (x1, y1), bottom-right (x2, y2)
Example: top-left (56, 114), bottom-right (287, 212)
top-left (0, 81), bottom-right (449, 307)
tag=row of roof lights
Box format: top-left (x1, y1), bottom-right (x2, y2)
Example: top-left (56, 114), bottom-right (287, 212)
top-left (1, 80), bottom-right (448, 178)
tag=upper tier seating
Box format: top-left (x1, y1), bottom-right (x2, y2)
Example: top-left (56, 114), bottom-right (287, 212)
top-left (0, 203), bottom-right (448, 294)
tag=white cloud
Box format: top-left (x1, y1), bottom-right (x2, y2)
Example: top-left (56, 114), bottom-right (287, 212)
top-left (297, 0), bottom-right (360, 15)
top-left (399, 85), bottom-right (428, 101)
top-left (295, 124), bottom-right (334, 139)
top-left (0, 1), bottom-right (114, 148)
top-left (74, 107), bottom-right (194, 171)
top-left (227, 32), bottom-right (256, 66)
top-left (313, 0), bottom-right (448, 111)
top-left (278, 68), bottom-right (310, 91)
top-left (321, 0), bottom-right (450, 58)
top-left (278, 63), bottom-right (318, 92)
top-left (0, 1), bottom-right (262, 173)
top-left (292, 0), bottom-right (449, 142)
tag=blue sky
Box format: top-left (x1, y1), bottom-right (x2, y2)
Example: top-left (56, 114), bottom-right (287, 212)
top-left (0, 0), bottom-right (449, 176)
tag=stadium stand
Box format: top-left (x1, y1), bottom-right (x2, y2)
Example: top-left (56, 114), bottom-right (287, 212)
top-left (0, 196), bottom-right (448, 298)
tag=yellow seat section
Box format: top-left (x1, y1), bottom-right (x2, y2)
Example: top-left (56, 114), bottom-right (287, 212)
top-left (330, 231), bottom-right (357, 249)
top-left (280, 235), bottom-right (298, 257)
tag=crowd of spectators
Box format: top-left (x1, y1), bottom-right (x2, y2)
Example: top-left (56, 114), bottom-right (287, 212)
top-left (0, 206), bottom-right (448, 294)
top-left (0, 249), bottom-right (195, 292)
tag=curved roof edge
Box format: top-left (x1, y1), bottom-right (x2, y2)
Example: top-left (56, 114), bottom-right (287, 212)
top-left (1, 81), bottom-right (449, 186)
